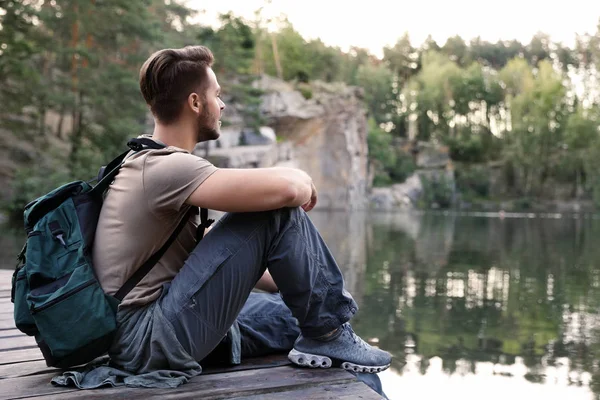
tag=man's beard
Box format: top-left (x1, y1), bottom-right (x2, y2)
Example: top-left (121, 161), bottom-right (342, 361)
top-left (196, 108), bottom-right (220, 143)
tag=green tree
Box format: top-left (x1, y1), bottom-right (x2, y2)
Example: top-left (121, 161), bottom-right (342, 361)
top-left (526, 32), bottom-right (551, 66)
top-left (1, 0), bottom-right (198, 215)
top-left (442, 35), bottom-right (470, 67)
top-left (306, 39), bottom-right (345, 82)
top-left (356, 63), bottom-right (395, 125)
top-left (503, 60), bottom-right (568, 196)
top-left (198, 13), bottom-right (262, 130)
top-left (383, 33), bottom-right (418, 85)
top-left (259, 19), bottom-right (311, 82)
top-left (406, 51), bottom-right (461, 141)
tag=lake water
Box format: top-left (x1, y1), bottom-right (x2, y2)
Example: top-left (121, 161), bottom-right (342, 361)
top-left (2, 211), bottom-right (600, 399)
top-left (309, 211), bottom-right (600, 400)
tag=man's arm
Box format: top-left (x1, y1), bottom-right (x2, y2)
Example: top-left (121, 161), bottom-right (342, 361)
top-left (186, 167), bottom-right (314, 212)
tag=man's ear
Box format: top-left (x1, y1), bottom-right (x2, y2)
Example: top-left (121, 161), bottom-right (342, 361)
top-left (188, 93), bottom-right (202, 114)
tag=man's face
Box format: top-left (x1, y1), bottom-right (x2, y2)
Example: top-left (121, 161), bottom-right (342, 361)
top-left (196, 67), bottom-right (225, 143)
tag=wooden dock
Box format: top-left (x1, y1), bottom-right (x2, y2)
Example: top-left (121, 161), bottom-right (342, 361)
top-left (0, 270), bottom-right (382, 399)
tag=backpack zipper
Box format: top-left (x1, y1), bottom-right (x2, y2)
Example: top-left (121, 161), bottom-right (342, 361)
top-left (30, 279), bottom-right (96, 313)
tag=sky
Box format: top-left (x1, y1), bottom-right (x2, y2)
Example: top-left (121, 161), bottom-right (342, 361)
top-left (186, 0), bottom-right (600, 57)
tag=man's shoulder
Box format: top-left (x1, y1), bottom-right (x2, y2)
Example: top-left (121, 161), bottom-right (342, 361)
top-left (128, 146), bottom-right (206, 168)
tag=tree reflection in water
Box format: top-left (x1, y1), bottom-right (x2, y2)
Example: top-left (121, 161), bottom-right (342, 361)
top-left (310, 211), bottom-right (600, 397)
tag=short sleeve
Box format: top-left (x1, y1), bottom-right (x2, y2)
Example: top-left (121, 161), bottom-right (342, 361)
top-left (143, 151), bottom-right (218, 215)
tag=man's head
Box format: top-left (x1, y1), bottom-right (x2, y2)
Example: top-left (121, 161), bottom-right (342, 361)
top-left (139, 46), bottom-right (225, 142)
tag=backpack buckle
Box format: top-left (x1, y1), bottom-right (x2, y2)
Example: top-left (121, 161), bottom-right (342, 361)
top-left (127, 141), bottom-right (144, 151)
top-left (49, 221), bottom-right (67, 248)
top-left (15, 243), bottom-right (26, 268)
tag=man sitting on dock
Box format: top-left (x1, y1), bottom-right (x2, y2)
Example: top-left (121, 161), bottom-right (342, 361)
top-left (92, 45), bottom-right (392, 384)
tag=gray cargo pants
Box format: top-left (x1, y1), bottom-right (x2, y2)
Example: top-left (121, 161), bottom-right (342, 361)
top-left (159, 207), bottom-right (358, 362)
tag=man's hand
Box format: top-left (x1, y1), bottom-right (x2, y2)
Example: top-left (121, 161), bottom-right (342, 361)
top-left (301, 182), bottom-right (317, 212)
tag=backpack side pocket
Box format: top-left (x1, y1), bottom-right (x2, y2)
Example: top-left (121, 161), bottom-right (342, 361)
top-left (12, 267), bottom-right (38, 336)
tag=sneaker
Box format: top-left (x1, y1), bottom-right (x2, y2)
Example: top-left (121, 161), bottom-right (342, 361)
top-left (288, 323), bottom-right (392, 373)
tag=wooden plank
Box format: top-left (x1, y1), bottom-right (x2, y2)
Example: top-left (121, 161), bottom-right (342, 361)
top-left (0, 329), bottom-right (21, 338)
top-left (0, 370), bottom-right (74, 400)
top-left (0, 366), bottom-right (357, 400)
top-left (0, 347), bottom-right (44, 365)
top-left (0, 354), bottom-right (289, 381)
top-left (0, 319), bottom-right (16, 330)
top-left (0, 296), bottom-right (16, 331)
top-left (0, 360), bottom-right (55, 380)
top-left (0, 290), bottom-right (11, 299)
top-left (0, 271), bottom-right (12, 292)
top-left (0, 334), bottom-right (37, 351)
top-left (0, 297), bottom-right (12, 305)
top-left (202, 354), bottom-right (290, 375)
top-left (235, 381), bottom-right (382, 399)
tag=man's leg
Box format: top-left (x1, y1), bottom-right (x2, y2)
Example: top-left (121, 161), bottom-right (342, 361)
top-left (236, 292), bottom-right (300, 358)
top-left (237, 293), bottom-right (388, 398)
top-left (160, 207), bottom-right (390, 371)
top-left (160, 207), bottom-right (353, 359)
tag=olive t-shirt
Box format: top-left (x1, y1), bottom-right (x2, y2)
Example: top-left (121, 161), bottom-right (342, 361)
top-left (93, 142), bottom-right (218, 307)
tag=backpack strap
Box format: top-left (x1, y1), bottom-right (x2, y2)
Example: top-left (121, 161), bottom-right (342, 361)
top-left (106, 137), bottom-right (211, 302)
top-left (196, 207), bottom-right (215, 242)
top-left (113, 206), bottom-right (196, 301)
top-left (93, 138), bottom-right (166, 195)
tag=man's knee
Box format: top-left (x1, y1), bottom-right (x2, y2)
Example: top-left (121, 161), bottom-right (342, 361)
top-left (270, 206), bottom-right (304, 223)
top-left (247, 206), bottom-right (305, 228)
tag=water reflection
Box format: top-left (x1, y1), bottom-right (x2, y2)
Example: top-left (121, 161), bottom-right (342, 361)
top-left (310, 211), bottom-right (600, 399)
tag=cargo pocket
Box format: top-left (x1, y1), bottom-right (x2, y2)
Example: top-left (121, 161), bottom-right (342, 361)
top-left (183, 246), bottom-right (233, 300)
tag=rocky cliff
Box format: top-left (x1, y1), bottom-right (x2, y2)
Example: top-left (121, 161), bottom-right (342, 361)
top-left (261, 77), bottom-right (370, 210)
top-left (205, 76), bottom-right (370, 211)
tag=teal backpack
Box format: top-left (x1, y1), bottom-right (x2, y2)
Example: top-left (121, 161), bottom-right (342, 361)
top-left (10, 138), bottom-right (212, 368)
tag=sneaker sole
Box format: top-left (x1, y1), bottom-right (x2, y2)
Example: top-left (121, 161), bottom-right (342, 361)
top-left (288, 349), bottom-right (390, 373)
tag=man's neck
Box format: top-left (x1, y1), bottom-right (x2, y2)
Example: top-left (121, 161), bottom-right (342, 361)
top-left (151, 120), bottom-right (197, 153)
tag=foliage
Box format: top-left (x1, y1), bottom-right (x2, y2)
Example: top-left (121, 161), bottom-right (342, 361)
top-left (455, 165), bottom-right (490, 200)
top-left (4, 167), bottom-right (71, 222)
top-left (0, 0), bottom-right (197, 214)
top-left (367, 120), bottom-right (416, 187)
top-left (1, 2), bottom-right (600, 210)
top-left (356, 63), bottom-right (395, 124)
top-left (367, 121), bottom-right (396, 187)
top-left (419, 174), bottom-right (455, 209)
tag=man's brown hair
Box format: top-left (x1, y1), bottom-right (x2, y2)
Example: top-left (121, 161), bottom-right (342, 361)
top-left (139, 46), bottom-right (214, 124)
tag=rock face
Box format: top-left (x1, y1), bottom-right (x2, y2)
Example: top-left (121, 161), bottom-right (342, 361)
top-left (369, 141), bottom-right (456, 210)
top-left (415, 142), bottom-right (451, 169)
top-left (370, 173), bottom-right (424, 211)
top-left (258, 77), bottom-right (370, 211)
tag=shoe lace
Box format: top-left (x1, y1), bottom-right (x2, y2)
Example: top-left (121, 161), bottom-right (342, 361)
top-left (343, 324), bottom-right (368, 349)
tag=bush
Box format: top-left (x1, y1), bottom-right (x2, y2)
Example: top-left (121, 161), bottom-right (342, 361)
top-left (367, 120), bottom-right (416, 186)
top-left (455, 165), bottom-right (490, 200)
top-left (419, 175), bottom-right (455, 209)
top-left (296, 84), bottom-right (313, 100)
top-left (2, 167), bottom-right (71, 223)
top-left (447, 126), bottom-right (502, 163)
top-left (513, 197), bottom-right (533, 211)
top-left (388, 151), bottom-right (416, 183)
top-left (372, 172), bottom-right (393, 187)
